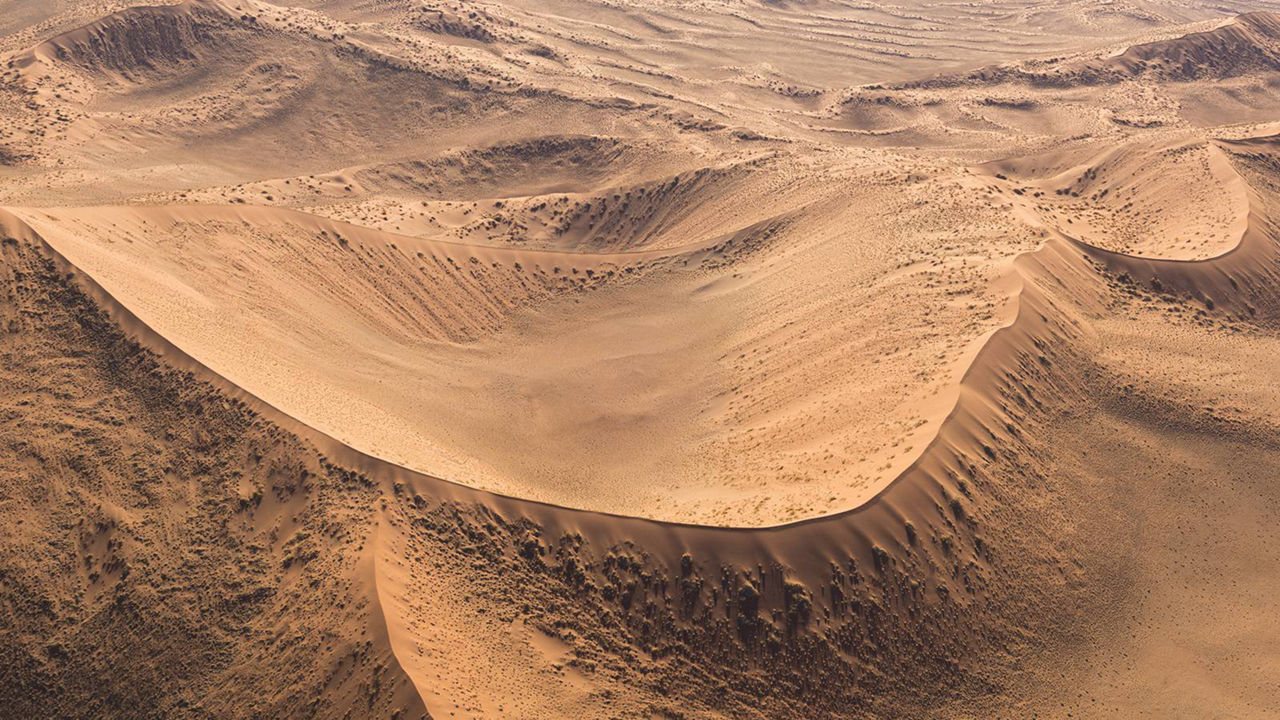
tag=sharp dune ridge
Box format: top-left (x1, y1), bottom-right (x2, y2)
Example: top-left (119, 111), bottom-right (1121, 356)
top-left (2, 0), bottom-right (1279, 717)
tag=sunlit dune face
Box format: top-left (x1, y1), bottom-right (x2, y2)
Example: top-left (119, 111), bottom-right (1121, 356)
top-left (3, 0), bottom-right (1262, 525)
top-left (15, 160), bottom-right (1041, 525)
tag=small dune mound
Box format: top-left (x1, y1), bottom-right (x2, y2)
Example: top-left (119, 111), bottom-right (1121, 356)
top-left (834, 95), bottom-right (924, 133)
top-left (281, 136), bottom-right (652, 209)
top-left (526, 162), bottom-right (774, 253)
top-left (410, 2), bottom-right (506, 43)
top-left (986, 138), bottom-right (1250, 259)
top-left (350, 136), bottom-right (635, 197)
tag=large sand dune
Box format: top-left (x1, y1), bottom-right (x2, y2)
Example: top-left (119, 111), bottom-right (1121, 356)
top-left (2, 0), bottom-right (1279, 717)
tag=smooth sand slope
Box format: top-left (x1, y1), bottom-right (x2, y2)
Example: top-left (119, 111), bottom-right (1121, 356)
top-left (2, 1), bottom-right (1279, 718)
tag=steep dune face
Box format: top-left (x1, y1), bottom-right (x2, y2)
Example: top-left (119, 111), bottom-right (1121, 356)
top-left (29, 2), bottom-right (237, 80)
top-left (4, 0), bottom-right (1280, 717)
top-left (0, 221), bottom-right (425, 719)
top-left (10, 148), bottom-right (1038, 525)
top-left (1016, 200), bottom-right (1280, 717)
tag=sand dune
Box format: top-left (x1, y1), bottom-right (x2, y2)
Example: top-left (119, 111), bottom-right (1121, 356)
top-left (2, 1), bottom-right (1279, 717)
top-left (9, 174), bottom-right (1027, 525)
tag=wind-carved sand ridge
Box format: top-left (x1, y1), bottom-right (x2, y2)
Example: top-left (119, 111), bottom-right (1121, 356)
top-left (2, 1), bottom-right (1279, 718)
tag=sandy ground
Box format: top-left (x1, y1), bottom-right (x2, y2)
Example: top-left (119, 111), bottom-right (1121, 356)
top-left (2, 0), bottom-right (1280, 717)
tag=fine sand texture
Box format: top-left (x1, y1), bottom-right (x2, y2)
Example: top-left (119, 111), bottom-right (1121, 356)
top-left (2, 1), bottom-right (1280, 718)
